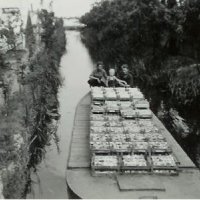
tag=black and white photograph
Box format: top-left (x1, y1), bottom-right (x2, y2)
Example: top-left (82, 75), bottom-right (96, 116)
top-left (0, 0), bottom-right (200, 199)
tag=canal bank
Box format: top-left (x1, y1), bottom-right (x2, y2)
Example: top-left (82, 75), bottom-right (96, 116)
top-left (27, 30), bottom-right (93, 198)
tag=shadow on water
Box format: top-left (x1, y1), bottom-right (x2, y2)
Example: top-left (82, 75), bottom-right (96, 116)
top-left (26, 30), bottom-right (93, 199)
top-left (142, 86), bottom-right (200, 169)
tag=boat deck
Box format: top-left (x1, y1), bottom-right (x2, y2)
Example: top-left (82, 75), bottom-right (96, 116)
top-left (66, 93), bottom-right (200, 199)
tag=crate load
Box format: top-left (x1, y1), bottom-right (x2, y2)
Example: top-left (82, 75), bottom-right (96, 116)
top-left (108, 121), bottom-right (123, 127)
top-left (91, 155), bottom-right (119, 174)
top-left (121, 108), bottom-right (137, 119)
top-left (122, 155), bottom-right (148, 169)
top-left (90, 114), bottom-right (105, 121)
top-left (151, 154), bottom-right (176, 167)
top-left (137, 109), bottom-right (153, 118)
top-left (91, 105), bottom-right (105, 113)
top-left (90, 133), bottom-right (110, 142)
top-left (150, 154), bottom-right (178, 174)
top-left (122, 120), bottom-right (137, 127)
top-left (90, 121), bottom-right (107, 127)
top-left (134, 99), bottom-right (150, 109)
top-left (115, 87), bottom-right (127, 93)
top-left (110, 133), bottom-right (127, 142)
top-left (149, 141), bottom-right (171, 153)
top-left (91, 87), bottom-right (104, 100)
top-left (89, 87), bottom-right (179, 175)
top-left (110, 142), bottom-right (132, 152)
top-left (146, 132), bottom-right (166, 141)
top-left (117, 90), bottom-right (131, 101)
top-left (120, 101), bottom-right (133, 109)
top-left (139, 119), bottom-right (158, 130)
top-left (129, 88), bottom-right (144, 99)
top-left (107, 127), bottom-right (124, 134)
top-left (104, 88), bottom-right (117, 100)
top-left (105, 101), bottom-right (120, 113)
top-left (91, 87), bottom-right (145, 101)
top-left (90, 126), bottom-right (107, 133)
top-left (106, 115), bottom-right (121, 121)
top-left (128, 133), bottom-right (147, 142)
top-left (90, 141), bottom-right (110, 153)
top-left (124, 125), bottom-right (141, 133)
top-left (133, 141), bottom-right (149, 153)
top-left (141, 125), bottom-right (159, 134)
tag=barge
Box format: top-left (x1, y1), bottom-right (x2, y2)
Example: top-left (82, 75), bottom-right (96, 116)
top-left (66, 87), bottom-right (200, 199)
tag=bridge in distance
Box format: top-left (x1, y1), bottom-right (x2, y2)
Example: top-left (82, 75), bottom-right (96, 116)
top-left (62, 17), bottom-right (85, 30)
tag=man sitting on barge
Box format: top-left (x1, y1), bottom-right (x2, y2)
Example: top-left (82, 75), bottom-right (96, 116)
top-left (88, 61), bottom-right (107, 87)
top-left (117, 64), bottom-right (133, 87)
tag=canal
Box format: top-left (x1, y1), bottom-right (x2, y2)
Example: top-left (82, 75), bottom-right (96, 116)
top-left (27, 30), bottom-right (93, 198)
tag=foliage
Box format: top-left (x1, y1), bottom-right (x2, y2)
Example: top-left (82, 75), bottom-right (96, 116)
top-left (2, 164), bottom-right (28, 199)
top-left (25, 12), bottom-right (36, 57)
top-left (0, 92), bottom-right (29, 198)
top-left (169, 64), bottom-right (200, 106)
top-left (0, 8), bottom-right (66, 198)
top-left (24, 9), bottom-right (66, 168)
top-left (52, 18), bottom-right (67, 61)
top-left (24, 47), bottom-right (62, 167)
top-left (80, 0), bottom-right (200, 107)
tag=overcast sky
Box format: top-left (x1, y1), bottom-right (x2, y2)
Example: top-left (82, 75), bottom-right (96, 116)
top-left (0, 0), bottom-right (99, 19)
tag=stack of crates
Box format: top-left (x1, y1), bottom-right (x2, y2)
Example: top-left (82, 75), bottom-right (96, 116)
top-left (90, 87), bottom-right (179, 175)
top-left (149, 154), bottom-right (179, 175)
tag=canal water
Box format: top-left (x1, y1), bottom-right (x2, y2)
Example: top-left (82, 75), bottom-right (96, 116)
top-left (27, 30), bottom-right (93, 198)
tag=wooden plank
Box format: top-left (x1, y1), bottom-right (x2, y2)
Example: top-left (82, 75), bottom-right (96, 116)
top-left (72, 134), bottom-right (89, 139)
top-left (71, 145), bottom-right (88, 150)
top-left (73, 128), bottom-right (90, 133)
top-left (75, 117), bottom-right (90, 121)
top-left (71, 141), bottom-right (88, 146)
top-left (68, 161), bottom-right (90, 168)
top-left (74, 121), bottom-right (90, 126)
top-left (117, 175), bottom-right (165, 191)
top-left (71, 137), bottom-right (88, 142)
top-left (66, 169), bottom-right (200, 199)
top-left (70, 143), bottom-right (89, 150)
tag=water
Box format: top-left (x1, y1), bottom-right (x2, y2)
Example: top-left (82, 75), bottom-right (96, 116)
top-left (142, 87), bottom-right (200, 169)
top-left (27, 30), bottom-right (93, 198)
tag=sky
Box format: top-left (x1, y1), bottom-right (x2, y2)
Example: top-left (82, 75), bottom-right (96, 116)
top-left (0, 0), bottom-right (100, 19)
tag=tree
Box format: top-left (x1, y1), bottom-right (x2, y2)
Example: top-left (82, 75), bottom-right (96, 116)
top-left (25, 12), bottom-right (35, 57)
top-left (167, 0), bottom-right (177, 8)
top-left (38, 9), bottom-right (55, 49)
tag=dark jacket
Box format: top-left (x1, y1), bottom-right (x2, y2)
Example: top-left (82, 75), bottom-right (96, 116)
top-left (117, 72), bottom-right (133, 87)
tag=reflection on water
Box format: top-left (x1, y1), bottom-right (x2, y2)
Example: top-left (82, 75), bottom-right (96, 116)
top-left (27, 30), bottom-right (93, 198)
top-left (144, 87), bottom-right (200, 169)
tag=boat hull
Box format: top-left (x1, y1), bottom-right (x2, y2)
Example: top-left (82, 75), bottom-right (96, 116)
top-left (66, 92), bottom-right (200, 199)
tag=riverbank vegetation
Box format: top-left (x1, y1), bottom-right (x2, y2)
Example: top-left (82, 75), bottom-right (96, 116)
top-left (0, 9), bottom-right (66, 198)
top-left (80, 0), bottom-right (200, 110)
top-left (25, 9), bottom-right (66, 168)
